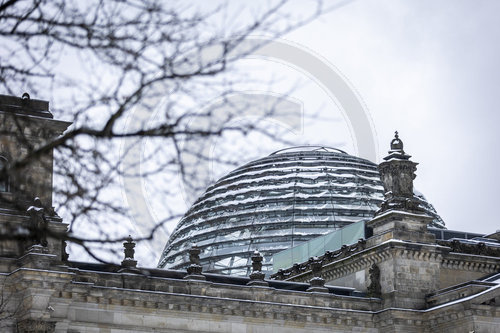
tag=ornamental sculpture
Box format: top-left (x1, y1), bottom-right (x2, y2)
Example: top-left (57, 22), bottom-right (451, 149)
top-left (367, 263), bottom-right (382, 298)
top-left (247, 250), bottom-right (268, 286)
top-left (26, 197), bottom-right (48, 247)
top-left (121, 235), bottom-right (137, 269)
top-left (376, 132), bottom-right (424, 214)
top-left (185, 243), bottom-right (206, 280)
top-left (306, 257), bottom-right (328, 293)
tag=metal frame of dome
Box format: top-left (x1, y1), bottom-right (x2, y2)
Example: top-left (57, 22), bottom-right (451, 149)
top-left (270, 146), bottom-right (348, 155)
top-left (158, 147), bottom-right (444, 276)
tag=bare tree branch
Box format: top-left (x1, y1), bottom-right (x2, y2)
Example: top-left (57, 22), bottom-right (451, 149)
top-left (0, 0), bottom-right (326, 265)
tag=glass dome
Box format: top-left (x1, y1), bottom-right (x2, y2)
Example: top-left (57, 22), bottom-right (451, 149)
top-left (158, 146), bottom-right (444, 275)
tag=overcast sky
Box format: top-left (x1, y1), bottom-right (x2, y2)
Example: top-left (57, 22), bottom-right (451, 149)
top-left (268, 0), bottom-right (500, 235)
top-left (134, 0), bottom-right (500, 265)
top-left (42, 0), bottom-right (498, 265)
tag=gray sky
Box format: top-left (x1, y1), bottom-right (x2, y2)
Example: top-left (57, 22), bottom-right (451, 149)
top-left (141, 0), bottom-right (500, 263)
top-left (51, 0), bottom-right (500, 265)
top-left (277, 0), bottom-right (500, 234)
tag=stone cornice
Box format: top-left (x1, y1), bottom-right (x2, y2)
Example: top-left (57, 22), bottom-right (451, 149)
top-left (437, 239), bottom-right (500, 257)
top-left (274, 239), bottom-right (447, 283)
top-left (367, 209), bottom-right (432, 229)
top-left (273, 234), bottom-right (500, 283)
top-left (441, 252), bottom-right (500, 273)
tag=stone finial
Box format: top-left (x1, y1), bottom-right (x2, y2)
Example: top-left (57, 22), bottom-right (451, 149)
top-left (123, 235), bottom-right (135, 259)
top-left (184, 244), bottom-right (206, 280)
top-left (247, 250), bottom-right (268, 286)
top-left (306, 257), bottom-right (328, 293)
top-left (310, 257), bottom-right (322, 277)
top-left (188, 243), bottom-right (201, 266)
top-left (389, 131), bottom-right (404, 153)
top-left (121, 235), bottom-right (137, 269)
top-left (251, 250), bottom-right (263, 272)
top-left (376, 132), bottom-right (423, 214)
top-left (385, 131), bottom-right (410, 160)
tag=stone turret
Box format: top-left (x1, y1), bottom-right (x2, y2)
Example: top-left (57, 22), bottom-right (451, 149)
top-left (376, 131), bottom-right (423, 215)
top-left (0, 94), bottom-right (71, 259)
top-left (0, 93), bottom-right (71, 209)
top-left (363, 132), bottom-right (440, 308)
top-left (366, 132), bottom-right (435, 245)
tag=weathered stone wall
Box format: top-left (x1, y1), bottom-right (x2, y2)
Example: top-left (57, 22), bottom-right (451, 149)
top-left (0, 112), bottom-right (69, 209)
top-left (1, 252), bottom-right (498, 333)
top-left (440, 268), bottom-right (490, 288)
top-left (380, 245), bottom-right (442, 309)
top-left (0, 260), bottom-right (383, 333)
top-left (439, 253), bottom-right (500, 289)
top-left (326, 270), bottom-right (366, 291)
top-left (0, 95), bottom-right (71, 210)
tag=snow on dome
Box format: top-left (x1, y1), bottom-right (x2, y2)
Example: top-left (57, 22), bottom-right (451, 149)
top-left (158, 147), bottom-right (445, 276)
top-left (270, 146), bottom-right (348, 155)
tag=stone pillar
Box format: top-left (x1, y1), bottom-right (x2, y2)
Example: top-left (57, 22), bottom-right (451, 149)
top-left (247, 250), bottom-right (268, 287)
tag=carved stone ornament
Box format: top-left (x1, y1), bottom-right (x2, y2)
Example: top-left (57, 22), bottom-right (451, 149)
top-left (61, 240), bottom-right (69, 261)
top-left (376, 132), bottom-right (424, 215)
top-left (437, 239), bottom-right (500, 257)
top-left (184, 244), bottom-right (206, 280)
top-left (367, 263), bottom-right (382, 298)
top-left (306, 257), bottom-right (328, 293)
top-left (248, 250), bottom-right (268, 286)
top-left (17, 319), bottom-right (56, 333)
top-left (121, 235), bottom-right (138, 269)
top-left (26, 197), bottom-right (48, 247)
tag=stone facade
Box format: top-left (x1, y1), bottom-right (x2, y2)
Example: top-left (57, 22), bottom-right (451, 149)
top-left (0, 96), bottom-right (499, 332)
top-left (0, 94), bottom-right (70, 262)
top-left (0, 248), bottom-right (498, 332)
top-left (0, 94), bottom-right (70, 209)
top-left (271, 133), bottom-right (500, 331)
